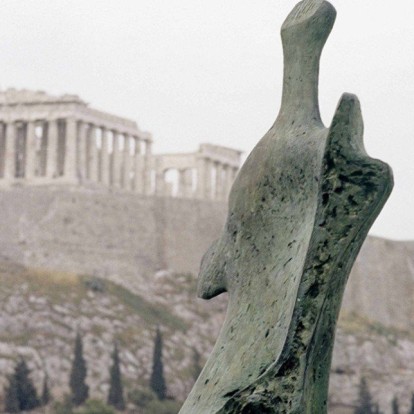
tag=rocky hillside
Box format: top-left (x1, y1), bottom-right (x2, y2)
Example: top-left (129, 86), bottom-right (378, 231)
top-left (0, 259), bottom-right (413, 413)
top-left (331, 313), bottom-right (414, 413)
top-left (0, 260), bottom-right (226, 405)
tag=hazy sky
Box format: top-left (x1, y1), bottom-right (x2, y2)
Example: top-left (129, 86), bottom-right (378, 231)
top-left (1, 1), bottom-right (413, 240)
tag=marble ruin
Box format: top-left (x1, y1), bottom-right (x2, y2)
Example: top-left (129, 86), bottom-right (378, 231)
top-left (180, 0), bottom-right (393, 413)
top-left (153, 144), bottom-right (240, 201)
top-left (0, 88), bottom-right (241, 200)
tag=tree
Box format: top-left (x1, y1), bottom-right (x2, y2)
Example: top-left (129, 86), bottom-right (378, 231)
top-left (41, 373), bottom-right (51, 406)
top-left (354, 377), bottom-right (373, 414)
top-left (69, 332), bottom-right (89, 406)
top-left (15, 358), bottom-right (40, 411)
top-left (4, 374), bottom-right (19, 413)
top-left (150, 327), bottom-right (167, 400)
top-left (4, 358), bottom-right (41, 412)
top-left (409, 393), bottom-right (414, 414)
top-left (107, 343), bottom-right (125, 410)
top-left (391, 396), bottom-right (399, 414)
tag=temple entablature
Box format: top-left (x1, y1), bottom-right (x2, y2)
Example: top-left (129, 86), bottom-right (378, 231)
top-left (0, 89), bottom-right (241, 201)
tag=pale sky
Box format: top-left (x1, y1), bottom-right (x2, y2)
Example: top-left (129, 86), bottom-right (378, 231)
top-left (0, 1), bottom-right (413, 240)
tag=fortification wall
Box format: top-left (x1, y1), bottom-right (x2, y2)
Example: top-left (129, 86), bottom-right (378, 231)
top-left (0, 186), bottom-right (226, 290)
top-left (0, 186), bottom-right (413, 330)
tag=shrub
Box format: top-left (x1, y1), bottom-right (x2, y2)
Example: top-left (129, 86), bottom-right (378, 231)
top-left (128, 387), bottom-right (157, 408)
top-left (52, 395), bottom-right (73, 414)
top-left (75, 399), bottom-right (115, 414)
top-left (142, 399), bottom-right (182, 414)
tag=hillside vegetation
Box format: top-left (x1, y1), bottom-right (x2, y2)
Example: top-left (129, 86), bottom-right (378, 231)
top-left (0, 261), bottom-right (225, 404)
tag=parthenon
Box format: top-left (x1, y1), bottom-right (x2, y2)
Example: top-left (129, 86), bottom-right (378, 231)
top-left (0, 89), bottom-right (242, 200)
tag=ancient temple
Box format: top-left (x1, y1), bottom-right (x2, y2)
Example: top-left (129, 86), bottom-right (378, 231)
top-left (152, 144), bottom-right (240, 201)
top-left (0, 88), bottom-right (241, 200)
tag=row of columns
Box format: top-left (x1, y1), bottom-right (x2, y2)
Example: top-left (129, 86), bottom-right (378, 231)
top-left (198, 158), bottom-right (238, 201)
top-left (0, 120), bottom-right (61, 180)
top-left (0, 119), bottom-right (152, 194)
top-left (155, 158), bottom-right (238, 201)
top-left (75, 121), bottom-right (151, 193)
top-left (0, 119), bottom-right (239, 201)
top-left (155, 168), bottom-right (195, 199)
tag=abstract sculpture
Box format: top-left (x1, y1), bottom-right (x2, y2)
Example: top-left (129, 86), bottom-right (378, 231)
top-left (180, 0), bottom-right (393, 412)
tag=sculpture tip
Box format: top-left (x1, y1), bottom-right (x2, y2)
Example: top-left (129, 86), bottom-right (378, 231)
top-left (282, 0), bottom-right (336, 30)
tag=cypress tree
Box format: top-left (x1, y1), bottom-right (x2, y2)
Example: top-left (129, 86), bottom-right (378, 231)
top-left (41, 374), bottom-right (51, 406)
top-left (373, 403), bottom-right (382, 414)
top-left (69, 332), bottom-right (89, 406)
top-left (354, 377), bottom-right (373, 414)
top-left (409, 393), bottom-right (414, 414)
top-left (150, 327), bottom-right (167, 400)
top-left (391, 396), bottom-right (399, 414)
top-left (107, 342), bottom-right (125, 410)
top-left (4, 374), bottom-right (19, 413)
top-left (14, 358), bottom-right (40, 411)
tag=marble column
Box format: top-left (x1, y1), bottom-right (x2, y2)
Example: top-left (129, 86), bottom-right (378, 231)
top-left (4, 122), bottom-right (16, 180)
top-left (38, 122), bottom-right (48, 177)
top-left (178, 169), bottom-right (186, 198)
top-left (64, 117), bottom-right (78, 181)
top-left (123, 135), bottom-right (132, 190)
top-left (155, 167), bottom-right (165, 196)
top-left (88, 125), bottom-right (98, 182)
top-left (101, 127), bottom-right (110, 186)
top-left (77, 121), bottom-right (88, 182)
top-left (47, 119), bottom-right (58, 179)
top-left (224, 164), bottom-right (234, 199)
top-left (232, 167), bottom-right (238, 184)
top-left (16, 123), bottom-right (28, 178)
top-left (0, 124), bottom-right (6, 178)
top-left (215, 162), bottom-right (225, 201)
top-left (25, 121), bottom-right (36, 179)
top-left (178, 169), bottom-right (193, 198)
top-left (112, 131), bottom-right (121, 187)
top-left (133, 137), bottom-right (143, 193)
top-left (196, 157), bottom-right (207, 199)
top-left (205, 160), bottom-right (214, 200)
top-left (143, 141), bottom-right (153, 195)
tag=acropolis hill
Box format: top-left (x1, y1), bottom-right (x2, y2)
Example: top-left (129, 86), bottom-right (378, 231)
top-left (0, 87), bottom-right (412, 329)
top-left (0, 88), bottom-right (412, 330)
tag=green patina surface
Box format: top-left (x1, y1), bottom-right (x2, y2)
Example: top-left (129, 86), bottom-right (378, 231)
top-left (180, 1), bottom-right (393, 413)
